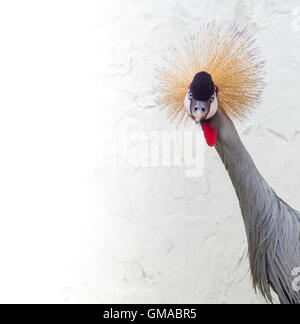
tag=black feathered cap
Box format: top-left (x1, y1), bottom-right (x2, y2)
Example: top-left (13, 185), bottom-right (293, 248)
top-left (190, 72), bottom-right (215, 101)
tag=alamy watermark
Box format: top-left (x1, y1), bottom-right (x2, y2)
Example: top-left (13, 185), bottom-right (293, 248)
top-left (101, 119), bottom-right (205, 178)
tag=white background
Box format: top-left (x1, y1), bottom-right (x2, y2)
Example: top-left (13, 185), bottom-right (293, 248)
top-left (1, 0), bottom-right (300, 304)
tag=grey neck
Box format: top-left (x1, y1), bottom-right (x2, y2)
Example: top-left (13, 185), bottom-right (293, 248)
top-left (213, 111), bottom-right (274, 230)
top-left (212, 111), bottom-right (300, 304)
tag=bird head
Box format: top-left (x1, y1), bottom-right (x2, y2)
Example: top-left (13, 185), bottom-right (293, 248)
top-left (184, 72), bottom-right (219, 146)
top-left (156, 23), bottom-right (264, 147)
top-left (184, 72), bottom-right (218, 122)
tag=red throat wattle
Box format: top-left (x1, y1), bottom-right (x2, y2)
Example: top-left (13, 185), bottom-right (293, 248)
top-left (201, 122), bottom-right (217, 147)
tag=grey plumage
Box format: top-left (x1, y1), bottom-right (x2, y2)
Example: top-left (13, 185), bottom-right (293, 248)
top-left (209, 109), bottom-right (300, 304)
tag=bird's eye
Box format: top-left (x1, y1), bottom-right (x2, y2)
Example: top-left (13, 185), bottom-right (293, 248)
top-left (188, 91), bottom-right (193, 100)
top-left (210, 94), bottom-right (215, 102)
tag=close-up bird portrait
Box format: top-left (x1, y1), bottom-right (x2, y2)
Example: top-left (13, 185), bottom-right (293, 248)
top-left (1, 0), bottom-right (300, 310)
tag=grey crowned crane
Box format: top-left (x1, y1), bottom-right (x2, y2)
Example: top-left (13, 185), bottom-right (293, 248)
top-left (157, 22), bottom-right (300, 304)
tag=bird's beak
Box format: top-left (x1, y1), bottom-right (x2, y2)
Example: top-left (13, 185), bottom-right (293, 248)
top-left (192, 100), bottom-right (211, 123)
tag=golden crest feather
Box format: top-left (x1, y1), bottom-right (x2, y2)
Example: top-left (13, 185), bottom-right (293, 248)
top-left (156, 22), bottom-right (265, 124)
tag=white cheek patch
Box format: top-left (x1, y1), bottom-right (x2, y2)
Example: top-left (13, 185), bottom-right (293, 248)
top-left (184, 91), bottom-right (192, 116)
top-left (206, 92), bottom-right (218, 120)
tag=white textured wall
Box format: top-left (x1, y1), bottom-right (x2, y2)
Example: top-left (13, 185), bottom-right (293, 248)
top-left (1, 0), bottom-right (300, 304)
